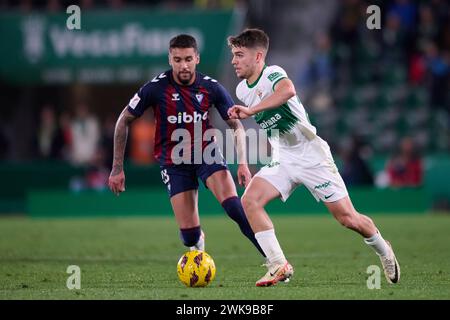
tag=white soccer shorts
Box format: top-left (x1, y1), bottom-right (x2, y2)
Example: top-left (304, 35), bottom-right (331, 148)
top-left (255, 137), bottom-right (348, 203)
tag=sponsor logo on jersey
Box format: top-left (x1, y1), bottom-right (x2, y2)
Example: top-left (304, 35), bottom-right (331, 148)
top-left (268, 72), bottom-right (283, 82)
top-left (314, 181), bottom-right (331, 190)
top-left (171, 93), bottom-right (180, 101)
top-left (259, 113), bottom-right (282, 129)
top-left (167, 111), bottom-right (208, 124)
top-left (266, 161), bottom-right (280, 168)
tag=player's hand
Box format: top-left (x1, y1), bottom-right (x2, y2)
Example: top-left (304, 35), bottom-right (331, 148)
top-left (237, 164), bottom-right (252, 188)
top-left (108, 170), bottom-right (126, 196)
top-left (228, 105), bottom-right (254, 120)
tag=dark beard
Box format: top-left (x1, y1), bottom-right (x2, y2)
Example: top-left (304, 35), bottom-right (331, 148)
top-left (177, 72), bottom-right (193, 85)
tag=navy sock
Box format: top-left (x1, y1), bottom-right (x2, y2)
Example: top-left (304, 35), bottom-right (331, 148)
top-left (221, 196), bottom-right (266, 257)
top-left (180, 226), bottom-right (201, 247)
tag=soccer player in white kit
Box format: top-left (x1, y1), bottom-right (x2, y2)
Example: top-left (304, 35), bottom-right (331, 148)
top-left (227, 28), bottom-right (400, 287)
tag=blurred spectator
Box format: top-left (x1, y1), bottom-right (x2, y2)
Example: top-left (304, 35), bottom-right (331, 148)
top-left (382, 12), bottom-right (408, 65)
top-left (85, 147), bottom-right (109, 191)
top-left (429, 0), bottom-right (450, 27)
top-left (388, 0), bottom-right (417, 32)
top-left (69, 103), bottom-right (100, 166)
top-left (330, 0), bottom-right (362, 67)
top-left (46, 0), bottom-right (61, 12)
top-left (424, 42), bottom-right (450, 110)
top-left (298, 33), bottom-right (334, 96)
top-left (36, 104), bottom-right (66, 160)
top-left (333, 0), bottom-right (361, 42)
top-left (415, 5), bottom-right (439, 52)
top-left (340, 135), bottom-right (374, 186)
top-left (386, 137), bottom-right (423, 187)
top-left (59, 111), bottom-right (73, 161)
top-left (408, 52), bottom-right (427, 85)
top-left (130, 110), bottom-right (155, 165)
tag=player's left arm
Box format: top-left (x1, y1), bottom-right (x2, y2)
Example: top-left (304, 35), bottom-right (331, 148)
top-left (229, 78), bottom-right (296, 119)
top-left (226, 119), bottom-right (252, 187)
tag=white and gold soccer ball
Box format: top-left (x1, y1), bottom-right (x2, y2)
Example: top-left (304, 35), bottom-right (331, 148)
top-left (177, 250), bottom-right (216, 287)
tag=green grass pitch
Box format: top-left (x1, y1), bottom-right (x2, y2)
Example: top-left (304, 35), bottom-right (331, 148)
top-left (1, 214), bottom-right (449, 299)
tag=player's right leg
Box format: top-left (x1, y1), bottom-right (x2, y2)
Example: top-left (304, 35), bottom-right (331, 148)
top-left (169, 190), bottom-right (205, 251)
top-left (241, 177), bottom-right (294, 287)
top-left (160, 166), bottom-right (204, 251)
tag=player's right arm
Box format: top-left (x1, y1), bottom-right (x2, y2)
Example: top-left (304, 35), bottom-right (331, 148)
top-left (109, 80), bottom-right (155, 195)
top-left (108, 108), bottom-right (137, 196)
top-left (229, 79), bottom-right (296, 119)
top-left (229, 66), bottom-right (295, 119)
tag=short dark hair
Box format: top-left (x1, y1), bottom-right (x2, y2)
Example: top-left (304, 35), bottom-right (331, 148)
top-left (227, 28), bottom-right (269, 51)
top-left (169, 34), bottom-right (198, 52)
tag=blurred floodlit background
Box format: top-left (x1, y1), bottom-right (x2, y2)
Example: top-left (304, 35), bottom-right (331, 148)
top-left (0, 0), bottom-right (448, 216)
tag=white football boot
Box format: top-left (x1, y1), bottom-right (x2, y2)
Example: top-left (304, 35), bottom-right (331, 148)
top-left (256, 261), bottom-right (294, 287)
top-left (379, 240), bottom-right (401, 284)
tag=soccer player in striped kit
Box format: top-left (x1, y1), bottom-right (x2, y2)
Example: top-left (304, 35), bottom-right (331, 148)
top-left (108, 34), bottom-right (265, 258)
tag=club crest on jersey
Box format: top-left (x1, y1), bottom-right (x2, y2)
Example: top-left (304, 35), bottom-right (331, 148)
top-left (195, 93), bottom-right (204, 104)
top-left (256, 89), bottom-right (263, 100)
top-left (167, 111), bottom-right (208, 124)
top-left (172, 93), bottom-right (180, 101)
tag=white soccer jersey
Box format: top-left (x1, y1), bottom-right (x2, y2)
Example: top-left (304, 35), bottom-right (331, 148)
top-left (236, 65), bottom-right (318, 149)
top-left (236, 65), bottom-right (348, 203)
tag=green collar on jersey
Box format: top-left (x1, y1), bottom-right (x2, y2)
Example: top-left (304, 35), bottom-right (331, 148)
top-left (246, 64), bottom-right (267, 88)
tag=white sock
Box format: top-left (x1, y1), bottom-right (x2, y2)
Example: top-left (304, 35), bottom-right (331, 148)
top-left (255, 229), bottom-right (287, 265)
top-left (364, 231), bottom-right (390, 257)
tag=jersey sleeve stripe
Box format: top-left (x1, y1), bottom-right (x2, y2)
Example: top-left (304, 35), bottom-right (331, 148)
top-left (272, 76), bottom-right (287, 92)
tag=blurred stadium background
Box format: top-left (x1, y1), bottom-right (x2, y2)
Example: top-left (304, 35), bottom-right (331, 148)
top-left (0, 0), bottom-right (448, 216)
top-left (0, 0), bottom-right (449, 300)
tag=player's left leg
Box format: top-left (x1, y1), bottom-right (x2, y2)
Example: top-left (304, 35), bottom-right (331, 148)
top-left (324, 195), bottom-right (376, 237)
top-left (300, 155), bottom-right (400, 284)
top-left (201, 167), bottom-right (266, 257)
top-left (324, 196), bottom-right (401, 284)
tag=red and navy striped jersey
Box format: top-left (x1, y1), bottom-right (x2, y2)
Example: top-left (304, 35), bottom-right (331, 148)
top-left (127, 70), bottom-right (234, 165)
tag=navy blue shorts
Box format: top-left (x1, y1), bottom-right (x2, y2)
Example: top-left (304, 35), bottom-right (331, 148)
top-left (160, 162), bottom-right (228, 197)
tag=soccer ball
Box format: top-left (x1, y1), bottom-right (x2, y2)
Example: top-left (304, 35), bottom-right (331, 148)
top-left (177, 250), bottom-right (216, 287)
